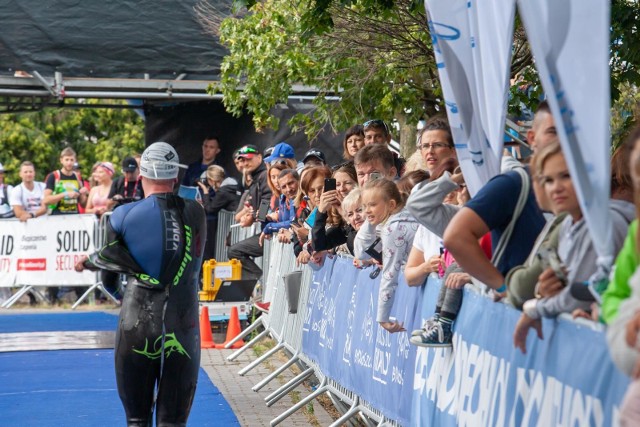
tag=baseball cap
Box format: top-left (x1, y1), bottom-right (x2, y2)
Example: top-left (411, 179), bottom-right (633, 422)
top-left (236, 145), bottom-right (259, 159)
top-left (303, 149), bottom-right (326, 164)
top-left (139, 142), bottom-right (187, 180)
top-left (264, 142), bottom-right (295, 163)
top-left (122, 156), bottom-right (138, 172)
top-left (263, 146), bottom-right (275, 158)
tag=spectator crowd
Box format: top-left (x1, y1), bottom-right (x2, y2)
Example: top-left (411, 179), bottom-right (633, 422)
top-left (3, 110), bottom-right (640, 423)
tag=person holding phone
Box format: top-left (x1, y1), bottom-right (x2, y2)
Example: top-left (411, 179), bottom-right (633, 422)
top-left (313, 164), bottom-right (357, 255)
top-left (513, 139), bottom-right (634, 353)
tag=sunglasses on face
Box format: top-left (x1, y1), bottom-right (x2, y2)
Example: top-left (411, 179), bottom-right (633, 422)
top-left (363, 119), bottom-right (390, 134)
top-left (270, 159), bottom-right (289, 167)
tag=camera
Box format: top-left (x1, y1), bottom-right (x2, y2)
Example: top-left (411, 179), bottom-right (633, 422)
top-left (536, 246), bottom-right (567, 285)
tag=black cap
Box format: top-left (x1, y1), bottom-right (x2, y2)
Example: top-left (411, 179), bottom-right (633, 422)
top-left (236, 145), bottom-right (259, 159)
top-left (122, 156), bottom-right (138, 172)
top-left (303, 149), bottom-right (326, 164)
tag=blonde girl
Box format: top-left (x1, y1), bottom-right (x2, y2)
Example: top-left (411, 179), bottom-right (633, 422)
top-left (355, 178), bottom-right (419, 333)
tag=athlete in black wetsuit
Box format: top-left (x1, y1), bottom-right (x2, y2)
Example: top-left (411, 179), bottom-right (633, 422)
top-left (76, 142), bottom-right (206, 426)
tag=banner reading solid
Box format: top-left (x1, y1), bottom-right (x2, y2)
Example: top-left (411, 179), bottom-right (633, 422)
top-left (0, 215), bottom-right (96, 287)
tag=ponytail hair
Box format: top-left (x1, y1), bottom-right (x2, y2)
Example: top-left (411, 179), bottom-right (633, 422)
top-left (362, 178), bottom-right (404, 210)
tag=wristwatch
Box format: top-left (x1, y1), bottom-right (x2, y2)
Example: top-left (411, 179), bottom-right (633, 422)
top-left (30, 212), bottom-right (35, 218)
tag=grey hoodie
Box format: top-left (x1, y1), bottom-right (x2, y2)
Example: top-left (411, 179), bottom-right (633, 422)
top-left (405, 172), bottom-right (460, 238)
top-left (526, 199), bottom-right (635, 319)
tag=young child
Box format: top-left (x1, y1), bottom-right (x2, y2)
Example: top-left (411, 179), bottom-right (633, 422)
top-left (356, 178), bottom-right (419, 333)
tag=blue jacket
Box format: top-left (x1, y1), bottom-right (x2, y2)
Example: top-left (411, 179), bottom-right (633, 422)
top-left (262, 194), bottom-right (296, 235)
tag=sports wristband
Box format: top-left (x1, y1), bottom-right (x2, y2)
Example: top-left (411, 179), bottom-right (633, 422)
top-left (496, 284), bottom-right (507, 293)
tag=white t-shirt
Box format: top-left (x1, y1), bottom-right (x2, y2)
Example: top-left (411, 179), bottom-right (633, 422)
top-left (412, 224), bottom-right (441, 261)
top-left (9, 182), bottom-right (46, 214)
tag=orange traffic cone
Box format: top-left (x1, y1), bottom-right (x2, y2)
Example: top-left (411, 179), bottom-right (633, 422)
top-left (200, 306), bottom-right (216, 349)
top-left (215, 306), bottom-right (245, 349)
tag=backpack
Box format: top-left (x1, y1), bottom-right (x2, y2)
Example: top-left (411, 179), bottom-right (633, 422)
top-left (47, 170), bottom-right (85, 212)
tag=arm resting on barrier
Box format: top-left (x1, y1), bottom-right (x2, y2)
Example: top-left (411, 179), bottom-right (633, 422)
top-left (354, 219), bottom-right (377, 260)
top-left (443, 207), bottom-right (504, 290)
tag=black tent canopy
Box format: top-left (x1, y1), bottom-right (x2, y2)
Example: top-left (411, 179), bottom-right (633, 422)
top-left (0, 0), bottom-right (345, 168)
top-left (1, 0), bottom-right (226, 79)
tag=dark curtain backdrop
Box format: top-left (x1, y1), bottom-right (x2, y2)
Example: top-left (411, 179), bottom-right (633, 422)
top-left (144, 100), bottom-right (345, 182)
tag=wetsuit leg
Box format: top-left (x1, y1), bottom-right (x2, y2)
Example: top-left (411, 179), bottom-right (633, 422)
top-left (155, 291), bottom-right (201, 426)
top-left (114, 284), bottom-right (167, 426)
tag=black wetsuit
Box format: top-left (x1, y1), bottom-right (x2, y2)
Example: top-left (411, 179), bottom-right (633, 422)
top-left (84, 193), bottom-right (206, 426)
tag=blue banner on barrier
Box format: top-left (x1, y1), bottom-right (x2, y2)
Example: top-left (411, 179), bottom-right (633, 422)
top-left (302, 256), bottom-right (422, 425)
top-left (411, 279), bottom-right (630, 427)
top-left (302, 261), bottom-right (629, 426)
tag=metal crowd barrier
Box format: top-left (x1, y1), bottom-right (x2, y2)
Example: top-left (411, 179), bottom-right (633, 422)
top-left (221, 237), bottom-right (626, 426)
top-left (215, 210), bottom-right (235, 262)
top-left (224, 241), bottom-right (390, 426)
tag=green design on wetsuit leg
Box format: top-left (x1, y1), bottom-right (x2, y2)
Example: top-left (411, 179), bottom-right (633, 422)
top-left (173, 224), bottom-right (193, 286)
top-left (132, 333), bottom-right (191, 360)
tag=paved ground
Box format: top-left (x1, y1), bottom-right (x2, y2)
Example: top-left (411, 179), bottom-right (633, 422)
top-left (201, 348), bottom-right (336, 427)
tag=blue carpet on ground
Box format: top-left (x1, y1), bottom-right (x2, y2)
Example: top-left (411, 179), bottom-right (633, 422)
top-left (0, 312), bottom-right (239, 426)
top-left (0, 349), bottom-right (239, 426)
top-left (0, 312), bottom-right (118, 333)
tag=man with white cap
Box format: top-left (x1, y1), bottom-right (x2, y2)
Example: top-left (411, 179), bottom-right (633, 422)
top-left (75, 142), bottom-right (206, 426)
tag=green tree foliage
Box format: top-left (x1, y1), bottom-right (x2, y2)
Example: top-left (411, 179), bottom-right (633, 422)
top-left (208, 0), bottom-right (439, 144)
top-left (0, 100), bottom-right (144, 184)
top-left (210, 0), bottom-right (640, 149)
top-left (203, 0), bottom-right (532, 147)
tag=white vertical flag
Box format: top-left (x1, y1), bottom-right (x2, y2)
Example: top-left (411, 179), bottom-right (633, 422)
top-left (518, 1), bottom-right (613, 269)
top-left (424, 0), bottom-right (516, 196)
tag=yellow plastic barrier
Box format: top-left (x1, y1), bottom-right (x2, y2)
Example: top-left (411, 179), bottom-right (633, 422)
top-left (199, 259), bottom-right (242, 301)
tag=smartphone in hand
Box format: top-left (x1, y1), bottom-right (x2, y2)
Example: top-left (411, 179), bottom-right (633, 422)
top-left (364, 237), bottom-right (383, 264)
top-left (256, 200), bottom-right (270, 222)
top-left (324, 178), bottom-right (337, 192)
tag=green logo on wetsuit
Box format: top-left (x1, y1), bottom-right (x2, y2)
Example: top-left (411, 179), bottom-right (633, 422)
top-left (172, 224), bottom-right (193, 286)
top-left (132, 333), bottom-right (191, 360)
